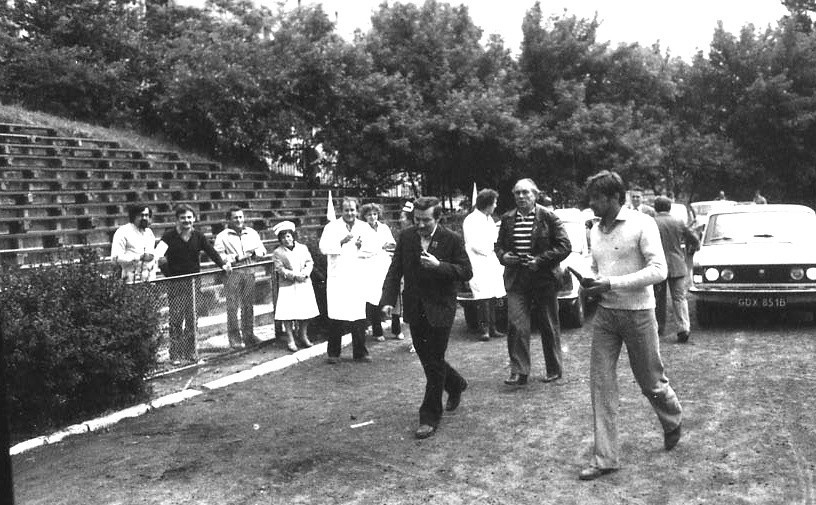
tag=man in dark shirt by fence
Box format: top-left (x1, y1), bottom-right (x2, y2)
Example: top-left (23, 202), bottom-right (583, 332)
top-left (155, 204), bottom-right (231, 364)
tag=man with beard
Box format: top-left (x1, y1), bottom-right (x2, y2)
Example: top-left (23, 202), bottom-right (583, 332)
top-left (111, 203), bottom-right (157, 283)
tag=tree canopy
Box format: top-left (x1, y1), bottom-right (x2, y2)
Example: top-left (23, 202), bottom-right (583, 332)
top-left (2, 0), bottom-right (815, 207)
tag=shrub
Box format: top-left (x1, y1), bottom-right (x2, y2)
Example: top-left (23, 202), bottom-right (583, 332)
top-left (0, 250), bottom-right (161, 438)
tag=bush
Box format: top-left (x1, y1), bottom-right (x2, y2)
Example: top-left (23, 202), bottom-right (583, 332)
top-left (0, 250), bottom-right (162, 438)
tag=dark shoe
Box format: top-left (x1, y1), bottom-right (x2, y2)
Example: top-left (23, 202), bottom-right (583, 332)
top-left (414, 424), bottom-right (437, 439)
top-left (326, 356), bottom-right (339, 364)
top-left (298, 336), bottom-right (314, 347)
top-left (445, 380), bottom-right (468, 412)
top-left (677, 331), bottom-right (690, 343)
top-left (578, 465), bottom-right (618, 481)
top-left (541, 373), bottom-right (562, 383)
top-left (490, 330), bottom-right (507, 339)
top-left (664, 423), bottom-right (682, 450)
top-left (354, 355), bottom-right (373, 362)
top-left (504, 373), bottom-right (528, 386)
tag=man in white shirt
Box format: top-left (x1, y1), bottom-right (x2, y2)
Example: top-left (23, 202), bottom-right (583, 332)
top-left (626, 188), bottom-right (656, 217)
top-left (578, 170), bottom-right (683, 481)
top-left (319, 197), bottom-right (372, 363)
top-left (110, 203), bottom-right (156, 283)
top-left (214, 207), bottom-right (267, 348)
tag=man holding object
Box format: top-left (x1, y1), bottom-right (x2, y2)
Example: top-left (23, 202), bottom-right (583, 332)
top-left (381, 197), bottom-right (472, 440)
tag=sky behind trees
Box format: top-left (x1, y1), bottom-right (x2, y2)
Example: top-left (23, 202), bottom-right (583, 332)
top-left (198, 0), bottom-right (790, 60)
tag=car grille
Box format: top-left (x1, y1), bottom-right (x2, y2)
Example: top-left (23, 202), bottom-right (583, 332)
top-left (694, 265), bottom-right (811, 284)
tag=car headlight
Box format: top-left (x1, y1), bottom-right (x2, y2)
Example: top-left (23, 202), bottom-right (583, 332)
top-left (807, 267), bottom-right (816, 281)
top-left (791, 267), bottom-right (805, 281)
top-left (720, 268), bottom-right (734, 281)
top-left (704, 268), bottom-right (719, 281)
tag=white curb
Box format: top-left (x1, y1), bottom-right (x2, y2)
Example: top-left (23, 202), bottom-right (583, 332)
top-left (9, 333), bottom-right (354, 456)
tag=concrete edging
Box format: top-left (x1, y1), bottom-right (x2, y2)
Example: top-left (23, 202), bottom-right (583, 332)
top-left (9, 334), bottom-right (352, 456)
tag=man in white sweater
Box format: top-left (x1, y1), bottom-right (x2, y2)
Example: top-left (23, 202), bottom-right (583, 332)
top-left (577, 170), bottom-right (683, 481)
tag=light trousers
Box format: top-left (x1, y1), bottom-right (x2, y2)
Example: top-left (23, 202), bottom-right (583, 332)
top-left (590, 307), bottom-right (682, 469)
top-left (654, 276), bottom-right (690, 334)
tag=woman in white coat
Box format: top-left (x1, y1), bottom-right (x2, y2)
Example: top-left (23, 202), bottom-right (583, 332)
top-left (462, 189), bottom-right (507, 341)
top-left (360, 202), bottom-right (397, 341)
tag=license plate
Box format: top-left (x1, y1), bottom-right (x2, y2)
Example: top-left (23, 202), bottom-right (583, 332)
top-left (737, 297), bottom-right (787, 308)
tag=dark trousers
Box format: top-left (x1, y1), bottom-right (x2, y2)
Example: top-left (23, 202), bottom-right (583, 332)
top-left (410, 310), bottom-right (466, 427)
top-left (225, 270), bottom-right (256, 344)
top-left (327, 319), bottom-right (368, 358)
top-left (365, 302), bottom-right (383, 337)
top-left (167, 277), bottom-right (200, 361)
top-left (506, 281), bottom-right (562, 377)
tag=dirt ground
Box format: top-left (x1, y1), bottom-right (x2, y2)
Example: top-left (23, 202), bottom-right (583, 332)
top-left (11, 302), bottom-right (816, 505)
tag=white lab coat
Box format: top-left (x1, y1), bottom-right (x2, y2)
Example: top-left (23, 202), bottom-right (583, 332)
top-left (360, 222), bottom-right (396, 305)
top-left (318, 217), bottom-right (372, 321)
top-left (462, 210), bottom-right (506, 300)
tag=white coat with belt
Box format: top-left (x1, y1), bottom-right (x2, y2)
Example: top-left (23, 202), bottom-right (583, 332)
top-left (319, 217), bottom-right (372, 321)
top-left (462, 209), bottom-right (506, 300)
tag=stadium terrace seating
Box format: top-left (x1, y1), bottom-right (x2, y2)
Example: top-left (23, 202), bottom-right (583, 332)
top-left (0, 122), bottom-right (404, 266)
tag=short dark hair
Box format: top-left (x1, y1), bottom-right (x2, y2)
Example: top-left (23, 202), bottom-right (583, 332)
top-left (360, 202), bottom-right (382, 218)
top-left (277, 229), bottom-right (297, 242)
top-left (586, 170), bottom-right (626, 205)
top-left (127, 203), bottom-right (151, 222)
top-left (226, 206), bottom-right (244, 220)
top-left (475, 189), bottom-right (498, 211)
top-left (173, 203), bottom-right (197, 218)
top-left (654, 196), bottom-right (672, 212)
top-left (414, 196), bottom-right (443, 219)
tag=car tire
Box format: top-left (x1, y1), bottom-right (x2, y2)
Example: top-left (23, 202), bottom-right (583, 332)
top-left (561, 296), bottom-right (585, 328)
top-left (696, 300), bottom-right (715, 327)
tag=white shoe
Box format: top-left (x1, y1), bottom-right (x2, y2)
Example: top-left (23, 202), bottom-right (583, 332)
top-left (394, 332), bottom-right (405, 340)
top-left (376, 335), bottom-right (385, 342)
top-left (408, 344), bottom-right (415, 353)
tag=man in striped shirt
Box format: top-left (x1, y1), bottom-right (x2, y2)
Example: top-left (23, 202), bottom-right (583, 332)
top-left (495, 178), bottom-right (571, 386)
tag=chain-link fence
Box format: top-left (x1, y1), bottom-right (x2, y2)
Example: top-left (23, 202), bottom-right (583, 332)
top-left (150, 261), bottom-right (277, 369)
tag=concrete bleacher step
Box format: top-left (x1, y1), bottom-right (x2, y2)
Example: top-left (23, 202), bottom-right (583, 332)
top-left (0, 123), bottom-right (58, 137)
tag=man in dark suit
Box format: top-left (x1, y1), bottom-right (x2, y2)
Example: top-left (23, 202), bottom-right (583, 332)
top-left (495, 178), bottom-right (572, 386)
top-left (381, 196), bottom-right (473, 439)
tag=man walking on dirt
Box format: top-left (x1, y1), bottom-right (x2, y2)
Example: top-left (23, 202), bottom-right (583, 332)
top-left (495, 178), bottom-right (571, 386)
top-left (381, 196), bottom-right (472, 440)
top-left (578, 170), bottom-right (683, 481)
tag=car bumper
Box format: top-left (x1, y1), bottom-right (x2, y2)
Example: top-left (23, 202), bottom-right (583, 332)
top-left (690, 284), bottom-right (816, 308)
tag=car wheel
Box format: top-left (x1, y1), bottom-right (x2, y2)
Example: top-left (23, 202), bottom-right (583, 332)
top-left (696, 300), bottom-right (715, 327)
top-left (561, 296), bottom-right (585, 328)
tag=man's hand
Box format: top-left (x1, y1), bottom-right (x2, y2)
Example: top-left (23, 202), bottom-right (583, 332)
top-left (580, 276), bottom-right (611, 297)
top-left (340, 233), bottom-right (355, 246)
top-left (521, 255), bottom-right (540, 271)
top-left (420, 250), bottom-right (440, 268)
top-left (381, 305), bottom-right (394, 318)
top-left (502, 252), bottom-right (522, 265)
top-left (140, 253), bottom-right (154, 262)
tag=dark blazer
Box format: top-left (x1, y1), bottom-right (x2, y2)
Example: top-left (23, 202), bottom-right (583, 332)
top-left (381, 225), bottom-right (472, 328)
top-left (495, 204), bottom-right (572, 290)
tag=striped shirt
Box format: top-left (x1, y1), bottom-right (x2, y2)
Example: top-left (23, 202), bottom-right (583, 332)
top-left (512, 210), bottom-right (535, 255)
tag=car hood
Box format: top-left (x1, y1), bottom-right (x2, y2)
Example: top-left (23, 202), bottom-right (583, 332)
top-left (696, 242), bottom-right (816, 266)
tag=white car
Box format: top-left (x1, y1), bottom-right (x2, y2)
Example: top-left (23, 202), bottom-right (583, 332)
top-left (689, 200), bottom-right (737, 235)
top-left (690, 204), bottom-right (816, 325)
top-left (553, 208), bottom-right (594, 328)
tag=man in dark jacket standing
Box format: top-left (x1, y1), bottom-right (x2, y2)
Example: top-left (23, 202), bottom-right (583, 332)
top-left (381, 196), bottom-right (472, 439)
top-left (653, 196), bottom-right (699, 342)
top-left (495, 178), bottom-right (571, 386)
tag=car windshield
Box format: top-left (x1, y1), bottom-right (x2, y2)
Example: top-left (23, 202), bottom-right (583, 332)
top-left (562, 221), bottom-right (587, 254)
top-left (704, 211), bottom-right (816, 245)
